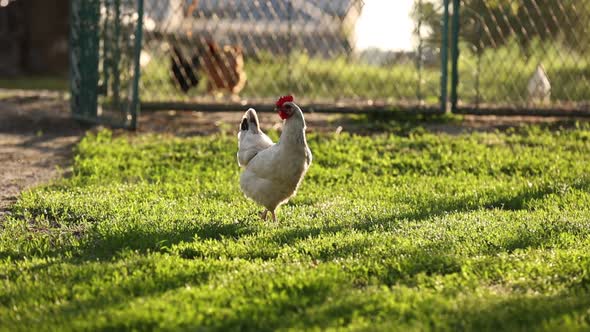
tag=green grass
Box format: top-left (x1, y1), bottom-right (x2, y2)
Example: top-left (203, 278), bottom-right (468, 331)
top-left (2, 123), bottom-right (590, 330)
top-left (140, 52), bottom-right (440, 104)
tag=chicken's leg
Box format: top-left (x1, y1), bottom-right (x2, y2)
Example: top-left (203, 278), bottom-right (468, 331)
top-left (271, 211), bottom-right (277, 223)
top-left (259, 210), bottom-right (268, 221)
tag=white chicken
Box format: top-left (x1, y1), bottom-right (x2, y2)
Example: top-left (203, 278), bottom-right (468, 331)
top-left (237, 95), bottom-right (312, 222)
top-left (527, 63), bottom-right (551, 105)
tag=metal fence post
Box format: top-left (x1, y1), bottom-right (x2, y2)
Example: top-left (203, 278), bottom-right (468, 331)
top-left (416, 0), bottom-right (423, 102)
top-left (70, 0), bottom-right (100, 121)
top-left (450, 0), bottom-right (460, 113)
top-left (130, 0), bottom-right (144, 130)
top-left (287, 0), bottom-right (293, 96)
top-left (440, 0), bottom-right (450, 113)
top-left (112, 0), bottom-right (122, 107)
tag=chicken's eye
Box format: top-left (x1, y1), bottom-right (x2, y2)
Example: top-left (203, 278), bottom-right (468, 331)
top-left (284, 105), bottom-right (292, 110)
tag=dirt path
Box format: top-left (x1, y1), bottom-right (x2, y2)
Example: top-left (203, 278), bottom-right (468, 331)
top-left (0, 92), bottom-right (84, 219)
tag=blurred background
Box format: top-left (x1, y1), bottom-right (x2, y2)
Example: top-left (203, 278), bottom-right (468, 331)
top-left (0, 0), bottom-right (418, 82)
top-left (0, 0), bottom-right (69, 88)
top-left (1, 0), bottom-right (590, 128)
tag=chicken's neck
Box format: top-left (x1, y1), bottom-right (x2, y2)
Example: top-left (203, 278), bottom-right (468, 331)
top-left (279, 114), bottom-right (307, 147)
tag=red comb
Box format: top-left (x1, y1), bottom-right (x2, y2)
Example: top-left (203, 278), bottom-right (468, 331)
top-left (276, 95), bottom-right (294, 108)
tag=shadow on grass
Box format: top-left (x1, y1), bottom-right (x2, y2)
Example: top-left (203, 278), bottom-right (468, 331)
top-left (451, 290), bottom-right (590, 331)
top-left (394, 176), bottom-right (590, 219)
top-left (3, 177), bottom-right (589, 264)
top-left (343, 112), bottom-right (459, 136)
top-left (74, 219), bottom-right (257, 261)
top-left (150, 271), bottom-right (590, 331)
top-left (1, 259), bottom-right (219, 330)
top-left (0, 214), bottom-right (257, 262)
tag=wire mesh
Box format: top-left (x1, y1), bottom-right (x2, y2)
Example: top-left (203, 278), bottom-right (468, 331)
top-left (71, 0), bottom-right (142, 128)
top-left (72, 0), bottom-right (590, 122)
top-left (139, 0), bottom-right (444, 112)
top-left (454, 0), bottom-right (590, 114)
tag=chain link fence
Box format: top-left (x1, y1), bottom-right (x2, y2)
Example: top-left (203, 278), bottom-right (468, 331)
top-left (68, 0), bottom-right (590, 129)
top-left (138, 0), bottom-right (444, 113)
top-left (451, 0), bottom-right (590, 115)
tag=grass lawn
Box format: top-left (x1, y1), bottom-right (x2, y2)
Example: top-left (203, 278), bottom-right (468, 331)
top-left (1, 122), bottom-right (590, 330)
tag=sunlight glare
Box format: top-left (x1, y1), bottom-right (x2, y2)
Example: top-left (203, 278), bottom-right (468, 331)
top-left (355, 0), bottom-right (415, 51)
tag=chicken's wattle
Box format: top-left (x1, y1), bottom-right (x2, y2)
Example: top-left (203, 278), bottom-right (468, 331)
top-left (278, 109), bottom-right (290, 120)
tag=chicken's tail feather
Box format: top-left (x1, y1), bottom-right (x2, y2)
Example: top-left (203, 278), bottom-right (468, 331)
top-left (240, 108), bottom-right (260, 133)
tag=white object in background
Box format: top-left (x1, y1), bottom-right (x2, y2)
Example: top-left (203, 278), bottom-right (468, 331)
top-left (527, 63), bottom-right (551, 104)
top-left (139, 51), bottom-right (152, 68)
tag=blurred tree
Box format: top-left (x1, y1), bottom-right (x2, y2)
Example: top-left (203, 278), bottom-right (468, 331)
top-left (23, 0), bottom-right (70, 75)
top-left (411, 0), bottom-right (441, 47)
top-left (0, 0), bottom-right (26, 76)
top-left (412, 0), bottom-right (590, 54)
top-left (0, 0), bottom-right (69, 77)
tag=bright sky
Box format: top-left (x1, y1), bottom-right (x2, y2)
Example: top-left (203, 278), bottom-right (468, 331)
top-left (355, 0), bottom-right (415, 51)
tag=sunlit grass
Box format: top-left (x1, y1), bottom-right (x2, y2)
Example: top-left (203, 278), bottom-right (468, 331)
top-left (1, 123), bottom-right (590, 330)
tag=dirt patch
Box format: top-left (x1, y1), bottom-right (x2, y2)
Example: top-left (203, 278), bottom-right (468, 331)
top-left (0, 91), bottom-right (84, 219)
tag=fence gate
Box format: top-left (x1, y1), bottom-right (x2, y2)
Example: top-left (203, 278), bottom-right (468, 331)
top-left (70, 0), bottom-right (144, 128)
top-left (450, 0), bottom-right (590, 116)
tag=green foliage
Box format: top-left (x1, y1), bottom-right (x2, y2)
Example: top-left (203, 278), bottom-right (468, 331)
top-left (463, 0), bottom-right (588, 53)
top-left (2, 124), bottom-right (590, 330)
top-left (414, 0), bottom-right (590, 53)
top-left (458, 38), bottom-right (590, 103)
